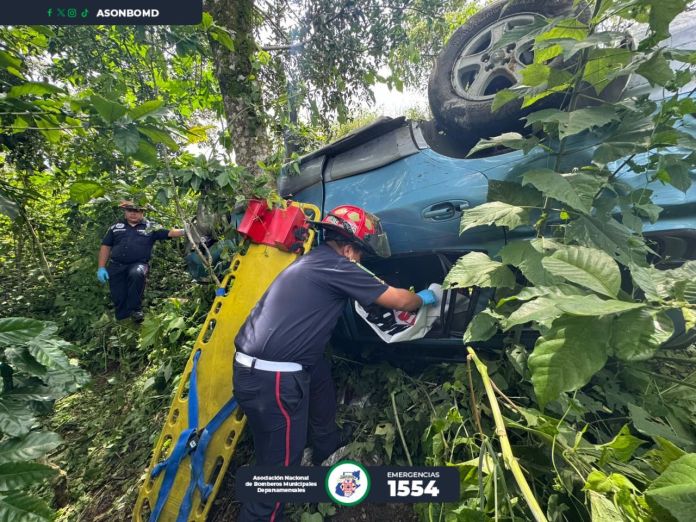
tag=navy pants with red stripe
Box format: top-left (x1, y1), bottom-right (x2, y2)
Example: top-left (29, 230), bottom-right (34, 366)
top-left (233, 357), bottom-right (340, 521)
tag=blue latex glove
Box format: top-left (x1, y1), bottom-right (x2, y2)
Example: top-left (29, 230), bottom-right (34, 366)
top-left (97, 267), bottom-right (109, 283)
top-left (417, 289), bottom-right (437, 306)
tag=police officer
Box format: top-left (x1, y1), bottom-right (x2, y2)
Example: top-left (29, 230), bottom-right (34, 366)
top-left (233, 205), bottom-right (438, 521)
top-left (97, 200), bottom-right (185, 322)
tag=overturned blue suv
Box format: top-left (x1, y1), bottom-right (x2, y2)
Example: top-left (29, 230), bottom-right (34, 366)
top-left (276, 1), bottom-right (696, 354)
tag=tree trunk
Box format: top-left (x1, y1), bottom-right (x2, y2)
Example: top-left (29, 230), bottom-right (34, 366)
top-left (204, 0), bottom-right (272, 179)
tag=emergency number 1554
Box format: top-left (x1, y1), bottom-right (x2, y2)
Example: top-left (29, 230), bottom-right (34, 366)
top-left (387, 479), bottom-right (440, 497)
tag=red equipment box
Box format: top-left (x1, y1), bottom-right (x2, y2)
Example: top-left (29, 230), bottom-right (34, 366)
top-left (237, 200), bottom-right (309, 253)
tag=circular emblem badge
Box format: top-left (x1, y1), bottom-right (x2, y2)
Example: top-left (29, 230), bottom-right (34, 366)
top-left (325, 460), bottom-right (371, 506)
top-left (115, 223), bottom-right (125, 229)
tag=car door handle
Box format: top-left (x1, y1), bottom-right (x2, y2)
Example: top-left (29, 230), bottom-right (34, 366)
top-left (422, 200), bottom-right (470, 221)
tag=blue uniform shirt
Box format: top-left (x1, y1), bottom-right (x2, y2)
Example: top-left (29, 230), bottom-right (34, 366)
top-left (101, 220), bottom-right (171, 264)
top-left (235, 244), bottom-right (389, 366)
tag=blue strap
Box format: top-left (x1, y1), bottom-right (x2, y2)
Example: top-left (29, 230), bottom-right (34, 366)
top-left (175, 397), bottom-right (239, 522)
top-left (149, 350), bottom-right (202, 522)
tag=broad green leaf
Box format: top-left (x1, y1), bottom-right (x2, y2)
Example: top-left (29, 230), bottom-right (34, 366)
top-left (522, 169), bottom-right (590, 213)
top-left (0, 462), bottom-right (56, 492)
top-left (646, 454), bottom-right (696, 522)
top-left (137, 126), bottom-right (179, 151)
top-left (491, 89), bottom-right (519, 111)
top-left (0, 492), bottom-right (54, 522)
top-left (209, 26), bottom-right (235, 51)
top-left (644, 437), bottom-right (687, 474)
top-left (90, 94), bottom-right (127, 123)
top-left (131, 140), bottom-right (158, 165)
top-left (637, 52), bottom-right (675, 86)
top-left (186, 126), bottom-right (209, 143)
top-left (558, 107), bottom-right (620, 139)
top-left (487, 180), bottom-right (543, 207)
top-left (8, 82), bottom-right (62, 98)
top-left (528, 316), bottom-right (612, 406)
top-left (541, 245), bottom-right (621, 297)
top-left (128, 99), bottom-right (164, 120)
top-left (444, 252), bottom-right (516, 290)
top-left (610, 309), bottom-right (674, 361)
top-left (499, 240), bottom-right (559, 286)
top-left (0, 432), bottom-right (62, 465)
top-left (497, 283), bottom-right (584, 307)
top-left (467, 132), bottom-right (539, 156)
top-left (521, 63), bottom-right (550, 86)
top-left (27, 340), bottom-right (71, 370)
top-left (463, 312), bottom-right (498, 343)
top-left (0, 318), bottom-right (48, 347)
top-left (68, 181), bottom-right (105, 204)
top-left (0, 399), bottom-right (35, 437)
top-left (4, 348), bottom-right (47, 378)
top-left (566, 215), bottom-right (647, 266)
top-left (599, 425), bottom-right (645, 464)
top-left (502, 294), bottom-right (643, 329)
top-left (588, 490), bottom-right (623, 521)
top-left (0, 50), bottom-right (22, 70)
top-left (113, 126), bottom-right (141, 155)
top-left (34, 118), bottom-right (60, 143)
top-left (646, 0), bottom-right (687, 40)
top-left (628, 403), bottom-right (692, 447)
top-left (459, 202), bottom-right (529, 233)
top-left (583, 47), bottom-right (631, 93)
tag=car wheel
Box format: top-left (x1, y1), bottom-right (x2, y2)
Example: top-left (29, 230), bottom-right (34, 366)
top-left (428, 0), bottom-right (589, 141)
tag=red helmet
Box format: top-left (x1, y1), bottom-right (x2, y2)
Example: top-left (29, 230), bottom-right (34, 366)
top-left (310, 204), bottom-right (391, 258)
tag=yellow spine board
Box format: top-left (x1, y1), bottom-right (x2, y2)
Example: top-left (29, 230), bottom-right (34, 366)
top-left (134, 202), bottom-right (320, 522)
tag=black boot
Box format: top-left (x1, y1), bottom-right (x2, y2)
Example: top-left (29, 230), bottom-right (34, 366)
top-left (131, 310), bottom-right (145, 323)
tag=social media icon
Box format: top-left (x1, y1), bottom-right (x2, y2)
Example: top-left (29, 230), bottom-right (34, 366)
top-left (47, 8), bottom-right (53, 16)
top-left (67, 8), bottom-right (77, 17)
top-left (56, 8), bottom-right (66, 16)
top-left (81, 8), bottom-right (89, 17)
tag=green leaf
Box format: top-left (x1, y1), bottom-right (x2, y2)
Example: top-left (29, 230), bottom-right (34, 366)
top-left (131, 140), bottom-right (158, 165)
top-left (444, 252), bottom-right (516, 290)
top-left (521, 63), bottom-right (550, 87)
top-left (491, 89), bottom-right (519, 111)
top-left (637, 52), bottom-right (675, 86)
top-left (4, 348), bottom-right (47, 378)
top-left (68, 181), bottom-right (105, 204)
top-left (0, 50), bottom-right (22, 71)
top-left (8, 82), bottom-right (62, 98)
top-left (90, 94), bottom-right (127, 123)
top-left (459, 202), bottom-right (529, 233)
top-left (499, 240), bottom-right (559, 286)
top-left (27, 340), bottom-right (71, 370)
top-left (463, 312), bottom-right (498, 343)
top-left (0, 432), bottom-right (62, 465)
top-left (0, 399), bottom-right (36, 438)
top-left (528, 316), bottom-right (612, 406)
top-left (628, 403), bottom-right (691, 447)
top-left (588, 490), bottom-right (624, 521)
top-left (646, 454), bottom-right (696, 522)
top-left (522, 169), bottom-right (590, 213)
top-left (558, 107), bottom-right (620, 139)
top-left (0, 492), bottom-right (54, 522)
top-left (610, 309), bottom-right (674, 361)
top-left (646, 0), bottom-right (687, 40)
top-left (128, 99), bottom-right (164, 120)
top-left (502, 296), bottom-right (564, 329)
top-left (599, 425), bottom-right (645, 464)
top-left (113, 126), bottom-right (141, 155)
top-left (209, 26), bottom-right (235, 51)
top-left (468, 132), bottom-right (538, 156)
top-left (583, 48), bottom-right (631, 93)
top-left (0, 462), bottom-right (56, 492)
top-left (0, 319), bottom-right (49, 347)
top-left (137, 125), bottom-right (179, 151)
top-left (541, 245), bottom-right (621, 297)
top-left (487, 180), bottom-right (543, 207)
top-left (566, 215), bottom-right (647, 266)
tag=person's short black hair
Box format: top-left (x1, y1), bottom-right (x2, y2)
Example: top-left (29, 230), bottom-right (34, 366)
top-left (323, 229), bottom-right (364, 253)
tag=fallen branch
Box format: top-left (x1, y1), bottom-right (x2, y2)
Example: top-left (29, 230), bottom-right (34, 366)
top-left (468, 347), bottom-right (548, 522)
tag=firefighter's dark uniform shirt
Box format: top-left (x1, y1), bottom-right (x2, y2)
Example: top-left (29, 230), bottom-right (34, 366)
top-left (235, 244), bottom-right (389, 367)
top-left (101, 220), bottom-right (170, 264)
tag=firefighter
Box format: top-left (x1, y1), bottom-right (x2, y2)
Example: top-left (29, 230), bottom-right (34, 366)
top-left (97, 200), bottom-right (185, 322)
top-left (233, 204), bottom-right (438, 521)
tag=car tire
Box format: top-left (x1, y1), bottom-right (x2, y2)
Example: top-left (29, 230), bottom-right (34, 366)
top-left (428, 0), bottom-right (589, 141)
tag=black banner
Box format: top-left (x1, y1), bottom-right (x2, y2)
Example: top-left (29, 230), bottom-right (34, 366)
top-left (236, 463), bottom-right (460, 505)
top-left (2, 0), bottom-right (202, 25)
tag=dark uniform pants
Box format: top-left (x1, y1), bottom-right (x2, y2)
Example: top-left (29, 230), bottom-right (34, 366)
top-left (107, 262), bottom-right (148, 320)
top-left (233, 357), bottom-right (340, 522)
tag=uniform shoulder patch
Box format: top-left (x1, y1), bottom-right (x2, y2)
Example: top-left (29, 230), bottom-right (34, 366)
top-left (113, 223), bottom-right (125, 229)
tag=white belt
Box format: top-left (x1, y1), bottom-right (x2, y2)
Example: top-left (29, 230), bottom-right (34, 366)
top-left (235, 352), bottom-right (303, 372)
